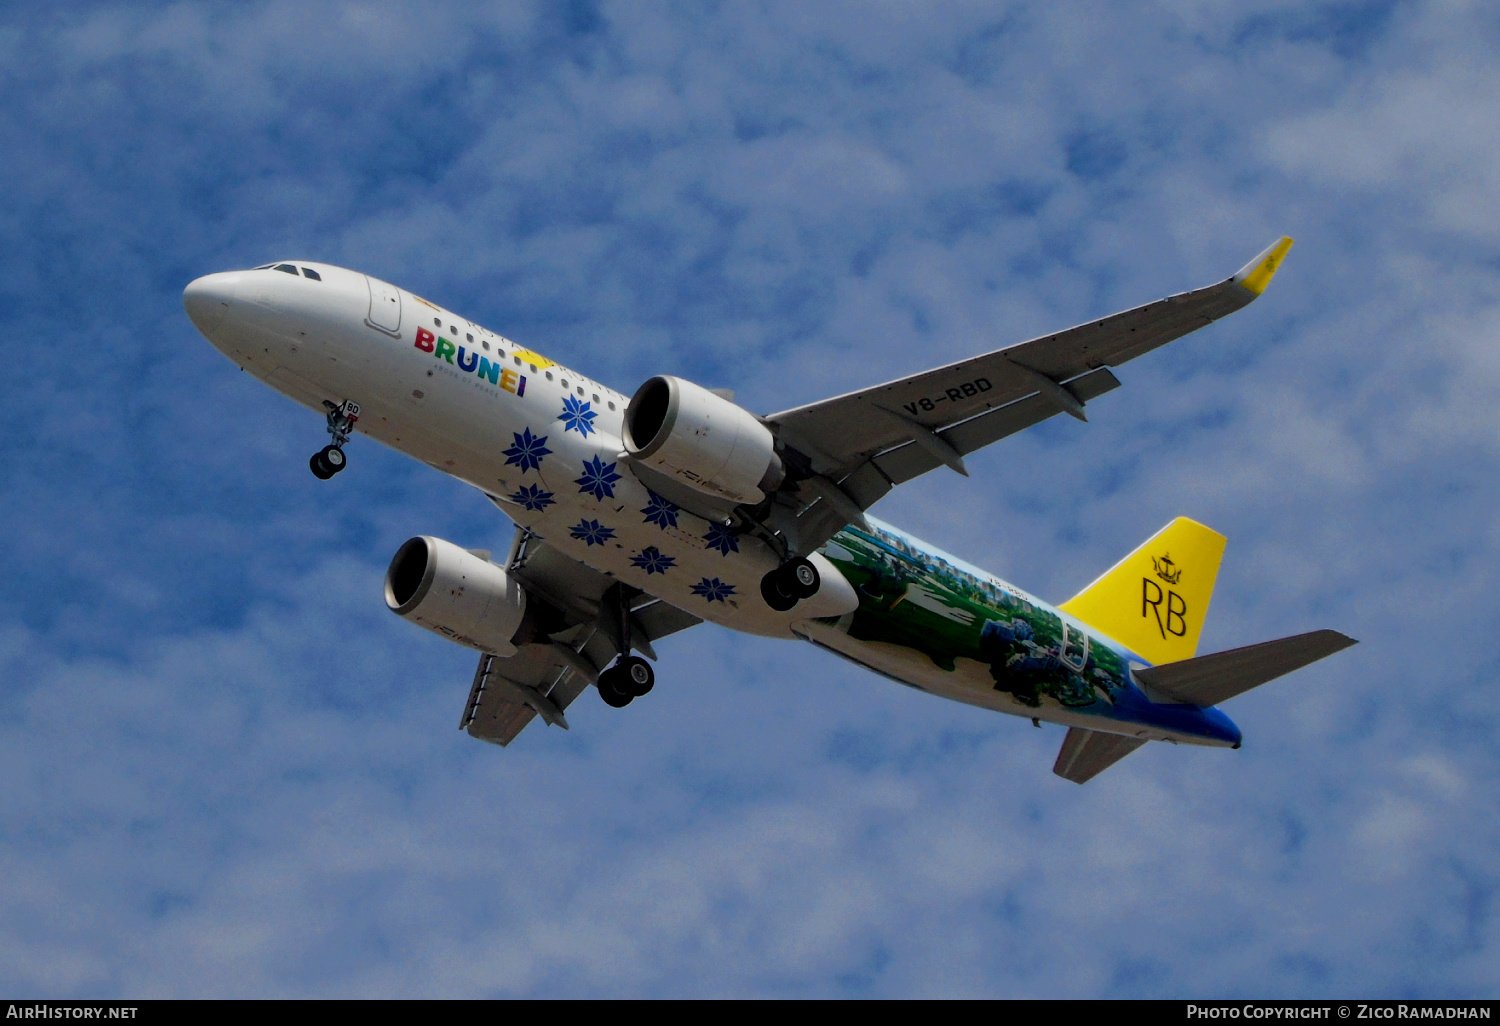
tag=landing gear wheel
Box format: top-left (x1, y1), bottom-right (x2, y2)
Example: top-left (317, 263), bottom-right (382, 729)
top-left (313, 401), bottom-right (359, 481)
top-left (597, 668), bottom-right (634, 708)
top-left (310, 445), bottom-right (345, 480)
top-left (786, 557), bottom-right (820, 598)
top-left (619, 655), bottom-right (654, 697)
top-left (760, 568), bottom-right (798, 612)
top-left (761, 558), bottom-right (818, 610)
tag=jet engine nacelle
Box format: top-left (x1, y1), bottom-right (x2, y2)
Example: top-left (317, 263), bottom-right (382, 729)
top-left (623, 375), bottom-right (784, 505)
top-left (384, 536), bottom-right (527, 656)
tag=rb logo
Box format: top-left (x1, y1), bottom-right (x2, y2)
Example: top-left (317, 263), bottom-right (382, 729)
top-left (1141, 577), bottom-right (1187, 638)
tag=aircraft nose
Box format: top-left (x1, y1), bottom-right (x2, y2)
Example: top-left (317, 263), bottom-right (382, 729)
top-left (182, 272), bottom-right (239, 335)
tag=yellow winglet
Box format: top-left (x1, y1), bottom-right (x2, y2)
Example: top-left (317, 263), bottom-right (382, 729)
top-left (1232, 236), bottom-right (1294, 296)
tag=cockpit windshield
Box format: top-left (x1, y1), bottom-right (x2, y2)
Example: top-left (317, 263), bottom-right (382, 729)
top-left (252, 262), bottom-right (322, 280)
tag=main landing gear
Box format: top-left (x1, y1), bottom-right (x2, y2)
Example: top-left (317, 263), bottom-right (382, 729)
top-left (310, 400), bottom-right (359, 480)
top-left (595, 583), bottom-right (656, 708)
top-left (760, 556), bottom-right (820, 612)
top-left (596, 655), bottom-right (654, 708)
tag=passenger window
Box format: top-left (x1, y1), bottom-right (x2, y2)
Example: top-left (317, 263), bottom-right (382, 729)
top-left (274, 264), bottom-right (298, 275)
top-left (592, 394), bottom-right (599, 403)
top-left (546, 372), bottom-right (554, 381)
top-left (435, 318), bottom-right (442, 327)
top-left (466, 334), bottom-right (473, 343)
top-left (608, 401), bottom-right (616, 411)
top-left (578, 387), bottom-right (585, 396)
top-left (513, 357), bottom-right (521, 366)
top-left (560, 378), bottom-right (567, 388)
top-left (301, 267), bottom-right (322, 281)
top-left (482, 341), bottom-right (490, 351)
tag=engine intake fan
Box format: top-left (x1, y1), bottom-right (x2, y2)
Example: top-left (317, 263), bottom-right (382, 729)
top-left (385, 536), bottom-right (527, 656)
top-left (623, 375), bottom-right (784, 505)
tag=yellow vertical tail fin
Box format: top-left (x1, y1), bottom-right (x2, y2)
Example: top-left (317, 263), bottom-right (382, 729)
top-left (1058, 518), bottom-right (1227, 666)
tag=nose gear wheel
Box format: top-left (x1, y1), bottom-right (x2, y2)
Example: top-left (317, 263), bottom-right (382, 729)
top-left (309, 400), bottom-right (359, 480)
top-left (310, 445), bottom-right (344, 479)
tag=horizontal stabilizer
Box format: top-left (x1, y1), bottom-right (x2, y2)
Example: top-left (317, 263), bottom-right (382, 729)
top-left (1133, 629), bottom-right (1357, 708)
top-left (1054, 727), bottom-right (1146, 784)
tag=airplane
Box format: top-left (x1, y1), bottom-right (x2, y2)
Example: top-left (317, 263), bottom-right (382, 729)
top-left (182, 237), bottom-right (1355, 784)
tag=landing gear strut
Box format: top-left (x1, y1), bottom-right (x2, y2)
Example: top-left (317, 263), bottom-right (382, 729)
top-left (760, 556), bottom-right (820, 612)
top-left (595, 583), bottom-right (656, 708)
top-left (310, 400), bottom-right (359, 480)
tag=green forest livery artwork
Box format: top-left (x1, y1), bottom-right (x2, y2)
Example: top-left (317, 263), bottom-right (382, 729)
top-left (818, 522), bottom-right (1129, 712)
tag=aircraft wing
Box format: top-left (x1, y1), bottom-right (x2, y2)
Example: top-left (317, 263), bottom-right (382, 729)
top-left (460, 518), bottom-right (703, 747)
top-left (768, 239), bottom-right (1293, 554)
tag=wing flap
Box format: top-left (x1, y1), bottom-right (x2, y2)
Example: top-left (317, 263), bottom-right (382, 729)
top-left (1053, 727), bottom-right (1147, 784)
top-left (1133, 629), bottom-right (1357, 708)
top-left (461, 643), bottom-right (589, 746)
top-left (870, 366), bottom-right (1122, 489)
top-left (458, 520), bottom-right (705, 747)
top-left (467, 699), bottom-right (537, 747)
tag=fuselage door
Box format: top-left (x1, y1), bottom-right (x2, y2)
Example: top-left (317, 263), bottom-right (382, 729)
top-left (365, 276), bottom-right (402, 335)
top-left (1060, 619), bottom-right (1089, 673)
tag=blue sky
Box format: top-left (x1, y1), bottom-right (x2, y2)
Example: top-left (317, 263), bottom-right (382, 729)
top-left (2, 0), bottom-right (1497, 998)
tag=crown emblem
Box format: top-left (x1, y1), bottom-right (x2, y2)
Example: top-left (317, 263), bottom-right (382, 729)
top-left (1152, 553), bottom-right (1182, 585)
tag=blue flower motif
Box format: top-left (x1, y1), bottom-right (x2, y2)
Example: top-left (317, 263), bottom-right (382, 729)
top-left (704, 523), bottom-right (740, 556)
top-left (630, 546), bottom-right (676, 575)
top-left (503, 428), bottom-right (551, 473)
top-left (641, 490), bottom-right (680, 530)
top-left (575, 455), bottom-right (622, 500)
top-left (690, 577), bottom-right (736, 603)
top-left (558, 395), bottom-right (597, 436)
top-left (569, 519), bottom-right (616, 547)
top-left (508, 484), bottom-right (555, 512)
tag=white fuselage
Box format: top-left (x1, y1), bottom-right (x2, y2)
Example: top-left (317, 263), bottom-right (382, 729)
top-left (184, 261), bottom-right (858, 639)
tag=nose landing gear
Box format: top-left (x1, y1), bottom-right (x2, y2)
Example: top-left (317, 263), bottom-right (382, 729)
top-left (310, 400), bottom-right (359, 480)
top-left (760, 556), bottom-right (821, 612)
